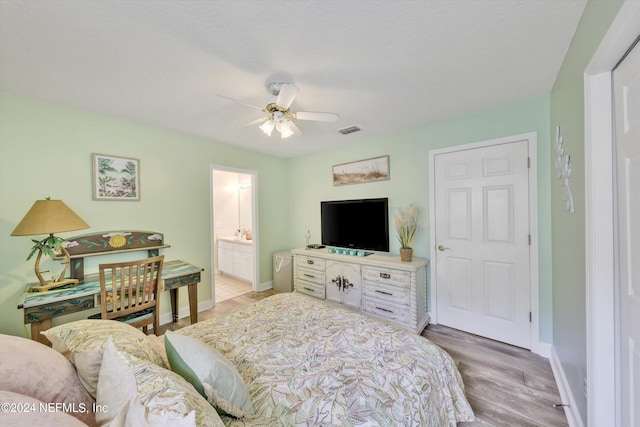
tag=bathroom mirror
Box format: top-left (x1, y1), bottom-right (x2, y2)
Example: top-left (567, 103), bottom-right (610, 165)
top-left (238, 182), bottom-right (252, 234)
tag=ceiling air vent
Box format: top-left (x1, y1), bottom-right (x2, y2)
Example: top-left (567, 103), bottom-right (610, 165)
top-left (338, 125), bottom-right (362, 135)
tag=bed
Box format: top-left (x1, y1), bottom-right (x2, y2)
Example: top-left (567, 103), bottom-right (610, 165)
top-left (176, 292), bottom-right (474, 426)
top-left (3, 292), bottom-right (474, 426)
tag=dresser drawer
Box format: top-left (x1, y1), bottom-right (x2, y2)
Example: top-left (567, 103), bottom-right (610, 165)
top-left (295, 255), bottom-right (326, 271)
top-left (363, 281), bottom-right (410, 306)
top-left (296, 265), bottom-right (325, 285)
top-left (362, 266), bottom-right (410, 288)
top-left (362, 296), bottom-right (411, 324)
top-left (296, 280), bottom-right (325, 299)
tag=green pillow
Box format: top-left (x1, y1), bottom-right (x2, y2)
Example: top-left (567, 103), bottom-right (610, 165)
top-left (165, 331), bottom-right (255, 418)
top-left (98, 338), bottom-right (223, 427)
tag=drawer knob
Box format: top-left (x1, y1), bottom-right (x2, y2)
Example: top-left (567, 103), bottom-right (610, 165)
top-left (375, 290), bottom-right (393, 296)
top-left (376, 306), bottom-right (393, 313)
top-left (307, 260), bottom-right (315, 265)
top-left (379, 272), bottom-right (391, 279)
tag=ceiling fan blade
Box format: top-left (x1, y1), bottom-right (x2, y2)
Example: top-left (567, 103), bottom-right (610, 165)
top-left (291, 120), bottom-right (302, 134)
top-left (294, 111), bottom-right (340, 122)
top-left (216, 94), bottom-right (263, 111)
top-left (276, 83), bottom-right (299, 109)
top-left (237, 117), bottom-right (267, 128)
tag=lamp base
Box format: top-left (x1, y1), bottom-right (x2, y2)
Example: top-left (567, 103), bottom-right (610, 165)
top-left (29, 278), bottom-right (79, 293)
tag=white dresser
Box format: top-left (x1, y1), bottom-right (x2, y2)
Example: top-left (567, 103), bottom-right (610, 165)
top-left (292, 248), bottom-right (429, 333)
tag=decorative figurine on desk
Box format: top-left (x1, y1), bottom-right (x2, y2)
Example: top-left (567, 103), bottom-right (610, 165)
top-left (11, 198), bottom-right (90, 292)
top-left (305, 229), bottom-right (311, 248)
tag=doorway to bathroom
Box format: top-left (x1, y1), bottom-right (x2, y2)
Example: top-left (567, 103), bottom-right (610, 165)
top-left (210, 165), bottom-right (258, 303)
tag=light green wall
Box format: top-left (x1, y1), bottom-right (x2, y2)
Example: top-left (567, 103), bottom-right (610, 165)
top-left (287, 95), bottom-right (553, 342)
top-left (0, 93), bottom-right (290, 338)
top-left (0, 92), bottom-right (554, 342)
top-left (549, 0), bottom-right (624, 424)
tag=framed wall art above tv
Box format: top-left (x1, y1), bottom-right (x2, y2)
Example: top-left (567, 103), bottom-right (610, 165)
top-left (332, 155), bottom-right (390, 186)
top-left (92, 153), bottom-right (140, 201)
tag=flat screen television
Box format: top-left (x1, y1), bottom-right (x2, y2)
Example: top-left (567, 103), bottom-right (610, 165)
top-left (321, 198), bottom-right (389, 252)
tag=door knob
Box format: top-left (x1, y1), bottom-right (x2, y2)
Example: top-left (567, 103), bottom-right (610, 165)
top-left (437, 245), bottom-right (450, 251)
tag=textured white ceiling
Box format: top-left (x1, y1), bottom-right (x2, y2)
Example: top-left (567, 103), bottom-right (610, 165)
top-left (0, 0), bottom-right (586, 158)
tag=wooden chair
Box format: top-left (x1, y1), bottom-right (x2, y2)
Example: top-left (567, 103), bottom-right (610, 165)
top-left (93, 255), bottom-right (164, 335)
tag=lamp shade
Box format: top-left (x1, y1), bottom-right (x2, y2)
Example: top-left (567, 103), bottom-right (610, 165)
top-left (11, 199), bottom-right (89, 236)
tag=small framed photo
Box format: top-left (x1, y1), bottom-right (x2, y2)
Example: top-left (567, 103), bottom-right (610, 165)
top-left (332, 155), bottom-right (390, 186)
top-left (92, 153), bottom-right (140, 201)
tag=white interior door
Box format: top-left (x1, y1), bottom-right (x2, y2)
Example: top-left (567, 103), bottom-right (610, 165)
top-left (613, 39), bottom-right (640, 427)
top-left (433, 140), bottom-right (531, 348)
top-left (210, 165), bottom-right (259, 298)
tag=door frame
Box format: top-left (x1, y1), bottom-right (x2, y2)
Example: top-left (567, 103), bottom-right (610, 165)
top-left (209, 164), bottom-right (260, 300)
top-left (428, 132), bottom-right (541, 354)
top-left (584, 1), bottom-right (640, 424)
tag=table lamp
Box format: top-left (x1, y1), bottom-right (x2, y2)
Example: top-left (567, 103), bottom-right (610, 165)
top-left (11, 198), bottom-right (89, 292)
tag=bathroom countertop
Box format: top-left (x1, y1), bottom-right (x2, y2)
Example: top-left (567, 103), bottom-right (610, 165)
top-left (218, 237), bottom-right (252, 246)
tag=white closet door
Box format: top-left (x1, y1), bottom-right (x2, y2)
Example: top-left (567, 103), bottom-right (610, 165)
top-left (613, 39), bottom-right (640, 427)
top-left (434, 140), bottom-right (531, 348)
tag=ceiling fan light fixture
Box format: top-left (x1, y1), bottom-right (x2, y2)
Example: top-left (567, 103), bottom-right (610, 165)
top-left (259, 118), bottom-right (275, 136)
top-left (221, 82), bottom-right (339, 140)
top-left (279, 122), bottom-right (294, 139)
top-left (272, 112), bottom-right (294, 139)
top-left (274, 121), bottom-right (283, 132)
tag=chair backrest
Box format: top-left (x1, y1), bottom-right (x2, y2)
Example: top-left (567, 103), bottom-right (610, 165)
top-left (98, 255), bottom-right (164, 330)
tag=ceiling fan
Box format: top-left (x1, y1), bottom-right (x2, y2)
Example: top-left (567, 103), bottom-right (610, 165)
top-left (217, 82), bottom-right (340, 139)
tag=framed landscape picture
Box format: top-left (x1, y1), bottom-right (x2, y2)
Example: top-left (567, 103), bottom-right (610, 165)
top-left (332, 155), bottom-right (390, 186)
top-left (92, 153), bottom-right (140, 201)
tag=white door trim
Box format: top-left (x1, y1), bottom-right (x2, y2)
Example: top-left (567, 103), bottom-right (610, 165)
top-left (584, 71), bottom-right (616, 427)
top-left (428, 132), bottom-right (542, 354)
top-left (584, 1), bottom-right (640, 424)
top-left (209, 164), bottom-right (260, 300)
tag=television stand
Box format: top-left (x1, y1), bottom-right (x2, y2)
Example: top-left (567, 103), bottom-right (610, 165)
top-left (291, 247), bottom-right (429, 333)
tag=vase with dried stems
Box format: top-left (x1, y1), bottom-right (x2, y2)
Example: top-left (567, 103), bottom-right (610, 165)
top-left (395, 204), bottom-right (418, 262)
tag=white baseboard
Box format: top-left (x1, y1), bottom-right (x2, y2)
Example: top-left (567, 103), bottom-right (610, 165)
top-left (159, 298), bottom-right (213, 326)
top-left (550, 346), bottom-right (585, 427)
top-left (256, 280), bottom-right (273, 292)
top-left (426, 313), bottom-right (552, 359)
top-left (532, 340), bottom-right (552, 358)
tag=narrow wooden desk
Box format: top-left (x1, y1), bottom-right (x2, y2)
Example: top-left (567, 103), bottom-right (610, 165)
top-left (17, 260), bottom-right (203, 345)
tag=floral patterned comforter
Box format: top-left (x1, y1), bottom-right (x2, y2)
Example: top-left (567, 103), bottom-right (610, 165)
top-left (176, 292), bottom-right (474, 426)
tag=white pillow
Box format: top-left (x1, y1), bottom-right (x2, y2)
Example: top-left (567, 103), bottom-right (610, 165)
top-left (96, 338), bottom-right (224, 427)
top-left (107, 398), bottom-right (196, 427)
top-left (42, 319), bottom-right (167, 398)
top-left (165, 331), bottom-right (255, 418)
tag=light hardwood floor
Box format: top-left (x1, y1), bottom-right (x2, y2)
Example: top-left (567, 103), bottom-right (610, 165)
top-left (161, 291), bottom-right (568, 427)
top-left (423, 325), bottom-right (568, 427)
top-left (214, 272), bottom-right (253, 303)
